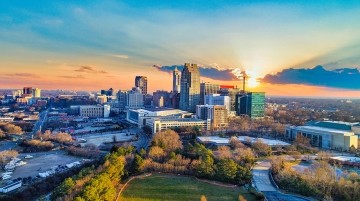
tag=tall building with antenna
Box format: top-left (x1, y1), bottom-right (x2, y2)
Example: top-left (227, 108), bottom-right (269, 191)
top-left (173, 67), bottom-right (181, 93)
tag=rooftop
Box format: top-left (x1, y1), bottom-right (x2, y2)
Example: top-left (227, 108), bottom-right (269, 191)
top-left (197, 136), bottom-right (290, 146)
top-left (297, 126), bottom-right (355, 135)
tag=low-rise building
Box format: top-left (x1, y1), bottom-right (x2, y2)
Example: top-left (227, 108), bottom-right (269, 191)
top-left (0, 181), bottom-right (22, 193)
top-left (149, 117), bottom-right (210, 134)
top-left (71, 105), bottom-right (110, 118)
top-left (286, 125), bottom-right (358, 151)
top-left (126, 108), bottom-right (209, 134)
top-left (196, 105), bottom-right (228, 130)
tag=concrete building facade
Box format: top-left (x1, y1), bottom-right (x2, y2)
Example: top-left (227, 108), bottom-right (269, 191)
top-left (286, 125), bottom-right (358, 151)
top-left (126, 87), bottom-right (144, 109)
top-left (196, 105), bottom-right (228, 130)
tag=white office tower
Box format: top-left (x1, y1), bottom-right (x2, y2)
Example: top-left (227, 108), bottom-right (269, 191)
top-left (205, 94), bottom-right (231, 112)
top-left (126, 87), bottom-right (144, 109)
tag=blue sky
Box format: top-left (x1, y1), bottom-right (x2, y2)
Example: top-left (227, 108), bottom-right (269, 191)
top-left (0, 0), bottom-right (360, 96)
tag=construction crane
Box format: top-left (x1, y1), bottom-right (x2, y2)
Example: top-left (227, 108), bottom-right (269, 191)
top-left (239, 71), bottom-right (249, 93)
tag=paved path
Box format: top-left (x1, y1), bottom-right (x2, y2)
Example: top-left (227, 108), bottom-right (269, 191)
top-left (252, 161), bottom-right (277, 192)
top-left (252, 160), bottom-right (312, 201)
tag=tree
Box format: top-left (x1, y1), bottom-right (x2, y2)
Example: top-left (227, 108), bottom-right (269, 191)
top-left (130, 154), bottom-right (144, 174)
top-left (3, 123), bottom-right (23, 134)
top-left (0, 150), bottom-right (18, 169)
top-left (215, 159), bottom-right (238, 183)
top-left (152, 130), bottom-right (182, 153)
top-left (200, 195), bottom-right (207, 201)
top-left (195, 152), bottom-right (215, 178)
top-left (216, 146), bottom-right (232, 159)
top-left (238, 195), bottom-right (247, 201)
top-left (148, 146), bottom-right (165, 162)
top-left (228, 116), bottom-right (250, 133)
top-left (229, 137), bottom-right (245, 149)
top-left (294, 134), bottom-right (311, 147)
top-left (81, 173), bottom-right (116, 201)
top-left (234, 148), bottom-right (255, 167)
top-left (252, 139), bottom-right (271, 156)
top-left (0, 129), bottom-right (5, 139)
top-left (51, 177), bottom-right (75, 200)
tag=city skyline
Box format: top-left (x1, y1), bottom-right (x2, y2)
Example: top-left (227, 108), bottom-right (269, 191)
top-left (1, 1), bottom-right (360, 97)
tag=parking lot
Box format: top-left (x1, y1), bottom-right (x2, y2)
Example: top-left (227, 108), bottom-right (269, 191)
top-left (9, 151), bottom-right (83, 179)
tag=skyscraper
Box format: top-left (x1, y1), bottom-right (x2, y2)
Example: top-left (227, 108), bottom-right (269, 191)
top-left (235, 92), bottom-right (265, 118)
top-left (200, 83), bottom-right (220, 104)
top-left (126, 87), bottom-right (144, 109)
top-left (135, 76), bottom-right (148, 95)
top-left (173, 67), bottom-right (181, 93)
top-left (117, 90), bottom-right (127, 112)
top-left (23, 87), bottom-right (32, 95)
top-left (180, 63), bottom-right (200, 112)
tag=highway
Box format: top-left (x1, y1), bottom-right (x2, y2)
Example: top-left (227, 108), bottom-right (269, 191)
top-left (252, 160), bottom-right (312, 201)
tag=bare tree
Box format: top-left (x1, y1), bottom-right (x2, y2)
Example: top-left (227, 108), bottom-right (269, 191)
top-left (0, 150), bottom-right (18, 169)
top-left (152, 130), bottom-right (182, 153)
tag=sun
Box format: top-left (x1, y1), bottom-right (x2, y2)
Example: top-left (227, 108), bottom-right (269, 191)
top-left (247, 77), bottom-right (260, 88)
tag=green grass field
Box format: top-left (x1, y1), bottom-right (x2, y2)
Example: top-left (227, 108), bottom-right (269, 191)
top-left (120, 174), bottom-right (256, 201)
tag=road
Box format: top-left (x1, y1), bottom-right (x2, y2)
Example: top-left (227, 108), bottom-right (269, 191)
top-left (132, 128), bottom-right (151, 151)
top-left (252, 160), bottom-right (312, 201)
top-left (31, 109), bottom-right (49, 135)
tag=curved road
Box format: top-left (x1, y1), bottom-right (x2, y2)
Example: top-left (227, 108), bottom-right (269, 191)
top-left (252, 160), bottom-right (312, 201)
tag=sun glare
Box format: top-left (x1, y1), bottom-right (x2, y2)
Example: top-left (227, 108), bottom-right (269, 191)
top-left (247, 77), bottom-right (260, 88)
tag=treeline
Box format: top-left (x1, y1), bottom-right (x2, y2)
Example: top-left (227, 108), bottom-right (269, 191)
top-left (51, 146), bottom-right (132, 201)
top-left (20, 131), bottom-right (73, 152)
top-left (271, 156), bottom-right (360, 201)
top-left (0, 122), bottom-right (23, 138)
top-left (143, 131), bottom-right (254, 185)
top-left (0, 161), bottom-right (98, 201)
top-left (53, 130), bottom-right (259, 201)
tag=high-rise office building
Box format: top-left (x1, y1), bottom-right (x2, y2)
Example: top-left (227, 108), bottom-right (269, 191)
top-left (219, 88), bottom-right (242, 111)
top-left (126, 87), bottom-right (144, 109)
top-left (12, 89), bottom-right (23, 98)
top-left (135, 76), bottom-right (148, 95)
top-left (171, 92), bottom-right (180, 109)
top-left (200, 83), bottom-right (220, 104)
top-left (196, 105), bottom-right (228, 130)
top-left (153, 90), bottom-right (171, 108)
top-left (23, 87), bottom-right (32, 95)
top-left (180, 63), bottom-right (200, 112)
top-left (173, 67), bottom-right (181, 93)
top-left (205, 94), bottom-right (231, 111)
top-left (117, 90), bottom-right (127, 112)
top-left (32, 88), bottom-right (41, 98)
top-left (101, 88), bottom-right (113, 96)
top-left (235, 92), bottom-right (265, 118)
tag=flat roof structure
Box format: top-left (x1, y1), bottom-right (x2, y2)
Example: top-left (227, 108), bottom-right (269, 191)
top-left (197, 136), bottom-right (290, 147)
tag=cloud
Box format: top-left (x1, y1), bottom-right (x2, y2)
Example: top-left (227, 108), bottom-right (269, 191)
top-left (111, 54), bottom-right (129, 59)
top-left (262, 66), bottom-right (360, 89)
top-left (58, 75), bottom-right (85, 79)
top-left (74, 66), bottom-right (107, 74)
top-left (1, 73), bottom-right (41, 78)
top-left (153, 64), bottom-right (238, 81)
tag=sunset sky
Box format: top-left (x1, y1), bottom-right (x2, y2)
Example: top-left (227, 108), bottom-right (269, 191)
top-left (1, 0), bottom-right (360, 97)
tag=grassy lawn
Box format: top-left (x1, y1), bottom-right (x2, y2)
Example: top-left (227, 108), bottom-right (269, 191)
top-left (120, 174), bottom-right (257, 201)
